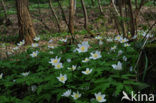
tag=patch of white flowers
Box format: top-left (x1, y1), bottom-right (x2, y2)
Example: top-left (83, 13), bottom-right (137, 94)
top-left (57, 74), bottom-right (67, 84)
top-left (82, 58), bottom-right (90, 63)
top-left (82, 68), bottom-right (92, 75)
top-left (32, 43), bottom-right (39, 48)
top-left (76, 41), bottom-right (89, 53)
top-left (21, 72), bottom-right (30, 77)
top-left (34, 36), bottom-right (40, 41)
top-left (112, 61), bottom-right (122, 70)
top-left (71, 91), bottom-right (81, 100)
top-left (30, 51), bottom-right (39, 57)
top-left (68, 65), bottom-right (77, 71)
top-left (17, 40), bottom-right (25, 46)
top-left (62, 90), bottom-right (71, 97)
top-left (0, 73), bottom-right (3, 79)
top-left (90, 51), bottom-right (102, 60)
top-left (95, 92), bottom-right (106, 102)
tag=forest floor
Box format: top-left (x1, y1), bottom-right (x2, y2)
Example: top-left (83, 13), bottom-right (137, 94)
top-left (0, 4), bottom-right (156, 59)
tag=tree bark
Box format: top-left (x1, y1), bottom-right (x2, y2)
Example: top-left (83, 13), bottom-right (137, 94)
top-left (127, 0), bottom-right (135, 36)
top-left (98, 0), bottom-right (104, 15)
top-left (80, 0), bottom-right (88, 29)
top-left (69, 0), bottom-right (75, 35)
top-left (48, 0), bottom-right (61, 32)
top-left (57, 0), bottom-right (69, 30)
top-left (118, 0), bottom-right (127, 37)
top-left (16, 0), bottom-right (36, 44)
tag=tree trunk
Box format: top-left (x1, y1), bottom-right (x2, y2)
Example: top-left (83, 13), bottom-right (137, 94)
top-left (118, 0), bottom-right (127, 37)
top-left (48, 0), bottom-right (61, 32)
top-left (69, 0), bottom-right (75, 35)
top-left (80, 0), bottom-right (88, 29)
top-left (57, 0), bottom-right (69, 30)
top-left (98, 0), bottom-right (103, 15)
top-left (16, 0), bottom-right (36, 44)
top-left (1, 0), bottom-right (12, 26)
top-left (127, 0), bottom-right (135, 37)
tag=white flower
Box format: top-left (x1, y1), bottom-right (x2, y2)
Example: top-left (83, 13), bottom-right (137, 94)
top-left (110, 46), bottom-right (117, 51)
top-left (7, 52), bottom-right (12, 55)
top-left (76, 41), bottom-right (89, 53)
top-left (0, 73), bottom-right (3, 79)
top-left (17, 40), bottom-right (25, 46)
top-left (95, 36), bottom-right (102, 40)
top-left (82, 68), bottom-right (92, 75)
top-left (49, 51), bottom-right (54, 54)
top-left (120, 38), bottom-right (129, 43)
top-left (13, 79), bottom-right (16, 82)
top-left (32, 43), bottom-right (39, 48)
top-left (115, 35), bottom-right (123, 41)
top-left (57, 74), bottom-right (67, 84)
top-left (130, 66), bottom-right (133, 72)
top-left (132, 35), bottom-right (137, 39)
top-left (67, 59), bottom-right (71, 63)
top-left (118, 50), bottom-right (123, 56)
top-left (82, 58), bottom-right (90, 63)
top-left (13, 46), bottom-right (19, 50)
top-left (49, 39), bottom-right (53, 43)
top-left (49, 56), bottom-right (61, 66)
top-left (99, 40), bottom-right (103, 45)
top-left (34, 36), bottom-right (40, 41)
top-left (60, 38), bottom-right (67, 42)
top-left (21, 72), bottom-right (29, 77)
top-left (106, 38), bottom-right (113, 42)
top-left (95, 92), bottom-right (106, 102)
top-left (124, 43), bottom-right (130, 47)
top-left (54, 63), bottom-right (63, 69)
top-left (62, 90), bottom-right (71, 97)
top-left (48, 45), bottom-right (54, 49)
top-left (68, 65), bottom-right (77, 71)
top-left (112, 61), bottom-right (122, 70)
top-left (31, 85), bottom-right (37, 92)
top-left (90, 51), bottom-right (102, 60)
top-left (30, 51), bottom-right (39, 57)
top-left (71, 91), bottom-right (81, 100)
top-left (123, 56), bottom-right (127, 61)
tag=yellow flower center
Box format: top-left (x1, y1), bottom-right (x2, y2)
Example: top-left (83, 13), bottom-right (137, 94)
top-left (85, 58), bottom-right (88, 61)
top-left (56, 64), bottom-right (61, 68)
top-left (60, 76), bottom-right (65, 81)
top-left (86, 70), bottom-right (90, 74)
top-left (74, 94), bottom-right (79, 98)
top-left (97, 96), bottom-right (102, 101)
top-left (93, 54), bottom-right (98, 58)
top-left (117, 36), bottom-right (120, 40)
top-left (53, 59), bottom-right (58, 64)
top-left (122, 40), bottom-right (125, 42)
top-left (72, 67), bottom-right (76, 71)
top-left (80, 46), bottom-right (85, 51)
top-left (33, 53), bottom-right (37, 56)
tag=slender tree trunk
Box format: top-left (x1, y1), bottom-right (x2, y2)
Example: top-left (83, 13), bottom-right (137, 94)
top-left (16, 0), bottom-right (36, 44)
top-left (1, 0), bottom-right (12, 25)
top-left (69, 0), bottom-right (75, 35)
top-left (80, 0), bottom-right (88, 29)
top-left (48, 0), bottom-right (61, 32)
top-left (98, 0), bottom-right (103, 15)
top-left (1, 0), bottom-right (8, 20)
top-left (118, 0), bottom-right (127, 37)
top-left (127, 0), bottom-right (135, 36)
top-left (57, 0), bottom-right (69, 30)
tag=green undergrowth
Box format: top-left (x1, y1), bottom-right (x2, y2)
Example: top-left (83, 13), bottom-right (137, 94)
top-left (0, 39), bottom-right (149, 103)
